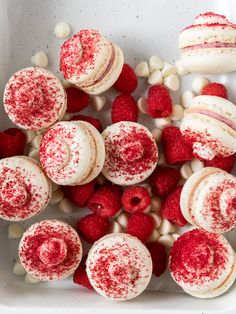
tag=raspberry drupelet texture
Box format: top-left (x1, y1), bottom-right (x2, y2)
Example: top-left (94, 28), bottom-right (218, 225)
top-left (66, 87), bottom-right (89, 113)
top-left (147, 85), bottom-right (172, 118)
top-left (146, 242), bottom-right (167, 277)
top-left (73, 256), bottom-right (94, 290)
top-left (70, 114), bottom-right (103, 132)
top-left (113, 63), bottom-right (138, 94)
top-left (201, 83), bottom-right (228, 99)
top-left (0, 128), bottom-right (26, 159)
top-left (126, 213), bottom-right (154, 242)
top-left (111, 94), bottom-right (138, 123)
top-left (122, 186), bottom-right (150, 214)
top-left (205, 154), bottom-right (235, 173)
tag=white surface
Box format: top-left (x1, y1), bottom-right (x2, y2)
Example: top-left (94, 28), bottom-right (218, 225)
top-left (1, 0), bottom-right (236, 313)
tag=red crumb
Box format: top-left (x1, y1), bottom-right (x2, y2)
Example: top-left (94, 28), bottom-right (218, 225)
top-left (111, 94), bottom-right (138, 123)
top-left (113, 63), bottom-right (138, 94)
top-left (66, 87), bottom-right (89, 113)
top-left (0, 128), bottom-right (26, 159)
top-left (77, 214), bottom-right (109, 243)
top-left (147, 85), bottom-right (172, 118)
top-left (126, 213), bottom-right (154, 242)
top-left (161, 186), bottom-right (187, 227)
top-left (70, 114), bottom-right (103, 132)
top-left (146, 242), bottom-right (167, 277)
top-left (149, 166), bottom-right (180, 197)
top-left (122, 186), bottom-right (151, 214)
top-left (201, 83), bottom-right (228, 99)
top-left (73, 256), bottom-right (94, 290)
top-left (205, 154), bottom-right (235, 172)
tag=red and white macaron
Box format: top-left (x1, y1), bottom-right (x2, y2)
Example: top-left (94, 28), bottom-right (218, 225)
top-left (0, 156), bottom-right (51, 221)
top-left (180, 167), bottom-right (236, 234)
top-left (169, 229), bottom-right (236, 298)
top-left (179, 12), bottom-right (236, 73)
top-left (39, 121), bottom-right (105, 185)
top-left (4, 67), bottom-right (67, 131)
top-left (60, 29), bottom-right (124, 95)
top-left (19, 219), bottom-right (82, 281)
top-left (101, 122), bottom-right (158, 185)
top-left (180, 95), bottom-right (236, 160)
top-left (86, 233), bottom-right (152, 300)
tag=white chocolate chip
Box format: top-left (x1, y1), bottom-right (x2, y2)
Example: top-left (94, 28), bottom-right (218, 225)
top-left (190, 157), bottom-right (205, 173)
top-left (62, 79), bottom-right (72, 88)
top-left (143, 204), bottom-right (151, 214)
top-left (54, 22), bottom-right (71, 38)
top-left (151, 128), bottom-right (162, 143)
top-left (25, 131), bottom-right (36, 144)
top-left (8, 223), bottom-right (25, 239)
top-left (148, 70), bottom-right (162, 85)
top-left (158, 234), bottom-right (175, 247)
top-left (135, 61), bottom-right (149, 78)
top-left (180, 162), bottom-right (193, 179)
top-left (150, 196), bottom-right (162, 212)
top-left (147, 229), bottom-right (161, 243)
top-left (164, 74), bottom-right (180, 91)
top-left (175, 60), bottom-right (189, 75)
top-left (149, 55), bottom-right (164, 72)
top-left (159, 219), bottom-right (175, 235)
top-left (25, 273), bottom-right (41, 284)
top-left (154, 117), bottom-right (171, 130)
top-left (181, 91), bottom-right (195, 109)
top-left (58, 198), bottom-right (74, 213)
top-left (90, 95), bottom-right (107, 111)
top-left (31, 51), bottom-right (48, 68)
top-left (109, 221), bottom-right (123, 233)
top-left (157, 152), bottom-right (166, 166)
top-left (170, 104), bottom-right (184, 121)
top-left (161, 62), bottom-right (177, 77)
top-left (50, 189), bottom-right (64, 205)
top-left (172, 233), bottom-right (180, 241)
top-left (116, 212), bottom-right (129, 230)
top-left (137, 97), bottom-right (147, 114)
top-left (149, 213), bottom-right (162, 229)
top-left (192, 76), bottom-right (209, 94)
top-left (13, 260), bottom-right (26, 276)
top-left (31, 134), bottom-right (43, 150)
top-left (28, 148), bottom-right (39, 161)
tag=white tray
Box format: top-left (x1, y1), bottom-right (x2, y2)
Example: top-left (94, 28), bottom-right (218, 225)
top-left (1, 0), bottom-right (236, 313)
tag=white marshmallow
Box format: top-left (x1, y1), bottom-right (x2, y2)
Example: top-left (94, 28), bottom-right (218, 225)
top-left (147, 229), bottom-right (161, 243)
top-left (149, 213), bottom-right (162, 229)
top-left (181, 90), bottom-right (195, 108)
top-left (13, 260), bottom-right (26, 276)
top-left (109, 221), bottom-right (123, 233)
top-left (137, 97), bottom-right (147, 114)
top-left (162, 62), bottom-right (177, 77)
top-left (149, 55), bottom-right (164, 72)
top-left (90, 95), bottom-right (107, 112)
top-left (50, 189), bottom-right (64, 205)
top-left (8, 223), bottom-right (25, 239)
top-left (175, 60), bottom-right (189, 75)
top-left (148, 70), bottom-right (162, 85)
top-left (192, 76), bottom-right (209, 94)
top-left (135, 61), bottom-right (149, 78)
top-left (159, 219), bottom-right (175, 235)
top-left (25, 131), bottom-right (36, 144)
top-left (151, 196), bottom-right (162, 212)
top-left (62, 79), bottom-right (72, 88)
top-left (190, 157), bottom-right (205, 173)
top-left (180, 162), bottom-right (193, 179)
top-left (31, 51), bottom-right (48, 68)
top-left (116, 212), bottom-right (129, 230)
top-left (151, 128), bottom-right (162, 143)
top-left (25, 273), bottom-right (41, 284)
top-left (28, 148), bottom-right (39, 161)
top-left (58, 198), bottom-right (73, 213)
top-left (164, 74), bottom-right (180, 91)
top-left (31, 134), bottom-right (43, 150)
top-left (158, 234), bottom-right (175, 247)
top-left (154, 117), bottom-right (171, 129)
top-left (54, 22), bottom-right (71, 38)
top-left (157, 152), bottom-right (166, 166)
top-left (170, 104), bottom-right (184, 121)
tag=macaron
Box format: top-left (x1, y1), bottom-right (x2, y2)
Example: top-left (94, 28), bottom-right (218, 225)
top-left (19, 220), bottom-right (82, 281)
top-left (60, 29), bottom-right (124, 95)
top-left (180, 95), bottom-right (236, 160)
top-left (39, 121), bottom-right (105, 185)
top-left (180, 167), bottom-right (236, 234)
top-left (86, 233), bottom-right (152, 300)
top-left (101, 121), bottom-right (158, 185)
top-left (4, 67), bottom-right (67, 131)
top-left (179, 12), bottom-right (236, 74)
top-left (0, 156), bottom-right (51, 221)
top-left (169, 229), bottom-right (236, 298)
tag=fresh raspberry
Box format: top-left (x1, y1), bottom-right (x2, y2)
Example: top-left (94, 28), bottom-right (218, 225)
top-left (122, 186), bottom-right (150, 214)
top-left (87, 185), bottom-right (122, 218)
top-left (162, 126), bottom-right (193, 165)
top-left (73, 256), bottom-right (94, 290)
top-left (66, 87), bottom-right (89, 113)
top-left (146, 242), bottom-right (167, 277)
top-left (77, 214), bottom-right (109, 243)
top-left (149, 166), bottom-right (180, 197)
top-left (126, 213), bottom-right (154, 242)
top-left (111, 94), bottom-right (138, 123)
top-left (160, 186), bottom-right (187, 227)
top-left (147, 85), bottom-right (172, 118)
top-left (62, 180), bottom-right (96, 207)
top-left (0, 128), bottom-right (26, 159)
top-left (113, 63), bottom-right (138, 94)
top-left (201, 82), bottom-right (228, 99)
top-left (205, 154), bottom-right (235, 173)
top-left (70, 114), bottom-right (103, 132)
